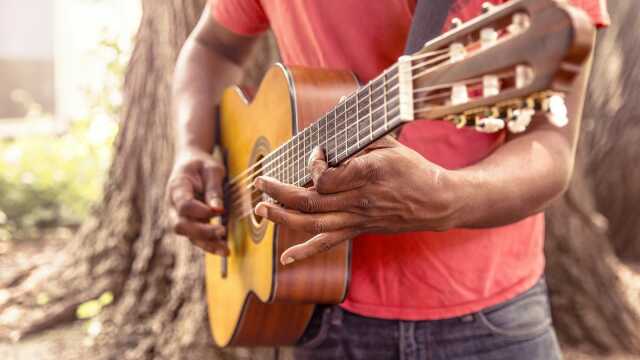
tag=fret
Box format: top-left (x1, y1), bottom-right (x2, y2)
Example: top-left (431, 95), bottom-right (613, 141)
top-left (314, 119), bottom-right (320, 153)
top-left (278, 146), bottom-right (284, 183)
top-left (319, 113), bottom-right (325, 163)
top-left (383, 70), bottom-right (389, 131)
top-left (282, 142), bottom-right (291, 184)
top-left (355, 90), bottom-right (360, 147)
top-left (258, 64), bottom-right (405, 181)
top-left (266, 149), bottom-right (275, 181)
top-left (368, 82), bottom-right (373, 141)
top-left (304, 126), bottom-right (313, 179)
top-left (328, 107), bottom-right (337, 164)
top-left (337, 101), bottom-right (348, 162)
top-left (294, 134), bottom-right (300, 184)
top-left (299, 131), bottom-right (306, 183)
top-left (298, 128), bottom-right (309, 182)
top-left (276, 146), bottom-right (286, 181)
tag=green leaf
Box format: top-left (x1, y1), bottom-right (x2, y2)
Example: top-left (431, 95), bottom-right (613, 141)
top-left (76, 300), bottom-right (102, 319)
top-left (98, 291), bottom-right (114, 306)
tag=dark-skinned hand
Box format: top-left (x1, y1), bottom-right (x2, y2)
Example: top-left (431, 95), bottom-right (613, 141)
top-left (166, 148), bottom-right (228, 255)
top-left (253, 135), bottom-right (459, 265)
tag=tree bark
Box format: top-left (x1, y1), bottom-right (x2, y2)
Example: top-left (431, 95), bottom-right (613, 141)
top-left (1, 1), bottom-right (638, 359)
top-left (581, 0), bottom-right (640, 261)
top-left (544, 1), bottom-right (640, 353)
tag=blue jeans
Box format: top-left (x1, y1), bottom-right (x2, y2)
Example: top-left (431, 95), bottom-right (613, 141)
top-left (294, 278), bottom-right (562, 360)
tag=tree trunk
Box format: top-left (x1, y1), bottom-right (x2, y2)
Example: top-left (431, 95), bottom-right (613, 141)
top-left (545, 1), bottom-right (640, 353)
top-left (1, 1), bottom-right (639, 359)
top-left (1, 1), bottom-right (280, 359)
top-left (582, 0), bottom-right (640, 261)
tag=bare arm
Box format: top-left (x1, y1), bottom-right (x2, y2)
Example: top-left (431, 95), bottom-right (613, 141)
top-left (449, 43), bottom-right (594, 228)
top-left (254, 36), bottom-right (596, 264)
top-left (173, 8), bottom-right (257, 155)
top-left (168, 9), bottom-right (259, 254)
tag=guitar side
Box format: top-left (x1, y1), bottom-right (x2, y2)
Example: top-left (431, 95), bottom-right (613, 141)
top-left (205, 64), bottom-right (358, 347)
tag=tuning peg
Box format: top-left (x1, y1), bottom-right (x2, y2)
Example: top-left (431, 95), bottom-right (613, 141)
top-left (507, 108), bottom-right (534, 133)
top-left (515, 65), bottom-right (534, 89)
top-left (451, 17), bottom-right (463, 29)
top-left (508, 13), bottom-right (531, 34)
top-left (452, 114), bottom-right (468, 128)
top-left (547, 95), bottom-right (568, 127)
top-left (475, 117), bottom-right (505, 133)
top-left (481, 2), bottom-right (494, 14)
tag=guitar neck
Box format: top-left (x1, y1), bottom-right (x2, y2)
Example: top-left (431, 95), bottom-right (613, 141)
top-left (261, 64), bottom-right (408, 187)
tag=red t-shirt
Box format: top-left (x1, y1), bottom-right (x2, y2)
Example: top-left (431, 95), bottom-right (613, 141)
top-left (211, 0), bottom-right (609, 320)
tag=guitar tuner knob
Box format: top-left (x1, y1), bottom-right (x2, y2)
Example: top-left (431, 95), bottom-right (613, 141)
top-left (507, 108), bottom-right (534, 133)
top-left (452, 114), bottom-right (468, 128)
top-left (481, 2), bottom-right (494, 14)
top-left (547, 95), bottom-right (569, 127)
top-left (475, 117), bottom-right (505, 133)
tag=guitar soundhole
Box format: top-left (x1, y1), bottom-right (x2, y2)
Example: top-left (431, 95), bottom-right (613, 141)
top-left (248, 136), bottom-right (270, 243)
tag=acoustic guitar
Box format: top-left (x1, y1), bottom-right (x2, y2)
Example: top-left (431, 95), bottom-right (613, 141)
top-left (205, 0), bottom-right (594, 347)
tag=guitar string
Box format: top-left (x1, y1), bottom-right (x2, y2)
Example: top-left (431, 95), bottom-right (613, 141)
top-left (230, 112), bottom-right (406, 218)
top-left (223, 70), bottom-right (400, 190)
top-left (223, 50), bottom-right (513, 209)
top-left (226, 87), bottom-right (460, 211)
top-left (222, 47), bottom-right (453, 188)
top-left (224, 77), bottom-right (475, 209)
top-left (226, 70), bottom-right (519, 212)
top-left (226, 72), bottom-right (483, 198)
top-left (225, 97), bottom-right (404, 210)
top-left (224, 94), bottom-right (403, 208)
top-left (223, 57), bottom-right (449, 193)
top-left (222, 80), bottom-right (400, 196)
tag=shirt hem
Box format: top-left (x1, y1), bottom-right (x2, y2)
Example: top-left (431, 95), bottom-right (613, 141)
top-left (339, 269), bottom-right (544, 321)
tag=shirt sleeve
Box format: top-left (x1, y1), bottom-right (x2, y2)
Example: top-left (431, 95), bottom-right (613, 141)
top-left (568, 0), bottom-right (610, 27)
top-left (209, 0), bottom-right (270, 36)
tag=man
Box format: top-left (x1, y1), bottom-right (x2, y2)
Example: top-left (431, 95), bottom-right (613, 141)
top-left (167, 0), bottom-right (609, 359)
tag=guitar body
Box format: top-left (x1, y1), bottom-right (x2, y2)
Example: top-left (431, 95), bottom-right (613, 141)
top-left (205, 64), bottom-right (358, 346)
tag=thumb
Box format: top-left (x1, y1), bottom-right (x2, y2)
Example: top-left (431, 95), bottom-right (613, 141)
top-left (201, 162), bottom-right (225, 212)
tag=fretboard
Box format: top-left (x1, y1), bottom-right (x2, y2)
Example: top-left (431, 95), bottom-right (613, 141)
top-left (261, 65), bottom-right (403, 187)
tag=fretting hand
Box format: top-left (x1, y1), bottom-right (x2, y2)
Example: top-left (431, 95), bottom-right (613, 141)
top-left (253, 135), bottom-right (459, 265)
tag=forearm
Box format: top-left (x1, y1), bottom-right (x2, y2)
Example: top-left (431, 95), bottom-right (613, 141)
top-left (445, 45), bottom-right (594, 229)
top-left (173, 40), bottom-right (243, 155)
top-left (172, 10), bottom-right (257, 157)
top-left (447, 124), bottom-right (573, 228)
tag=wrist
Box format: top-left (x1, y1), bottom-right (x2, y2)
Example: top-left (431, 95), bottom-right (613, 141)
top-left (175, 143), bottom-right (210, 159)
top-left (432, 168), bottom-right (471, 231)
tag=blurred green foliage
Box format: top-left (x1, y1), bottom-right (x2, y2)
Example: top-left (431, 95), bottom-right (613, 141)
top-left (0, 27), bottom-right (130, 242)
top-left (0, 117), bottom-right (117, 240)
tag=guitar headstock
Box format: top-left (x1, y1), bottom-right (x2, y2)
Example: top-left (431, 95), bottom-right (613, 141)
top-left (397, 0), bottom-right (595, 134)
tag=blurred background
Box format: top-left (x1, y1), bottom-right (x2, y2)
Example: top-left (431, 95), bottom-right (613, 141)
top-left (0, 1), bottom-right (638, 360)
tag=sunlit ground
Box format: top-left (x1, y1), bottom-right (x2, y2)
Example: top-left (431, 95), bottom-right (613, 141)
top-left (0, 1), bottom-right (139, 358)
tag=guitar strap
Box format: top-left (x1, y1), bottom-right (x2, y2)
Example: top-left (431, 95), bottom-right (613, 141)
top-left (404, 0), bottom-right (456, 54)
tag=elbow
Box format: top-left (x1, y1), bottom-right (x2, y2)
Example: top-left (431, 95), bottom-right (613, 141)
top-left (545, 149), bottom-right (575, 206)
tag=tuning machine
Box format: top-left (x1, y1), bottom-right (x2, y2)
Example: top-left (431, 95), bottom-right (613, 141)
top-left (475, 107), bottom-right (505, 133)
top-left (507, 107), bottom-right (534, 134)
top-left (546, 94), bottom-right (568, 127)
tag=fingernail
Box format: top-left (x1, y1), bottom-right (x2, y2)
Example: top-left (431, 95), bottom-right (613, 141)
top-left (254, 177), bottom-right (264, 190)
top-left (254, 203), bottom-right (267, 217)
top-left (209, 198), bottom-right (223, 210)
top-left (282, 256), bottom-right (295, 265)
